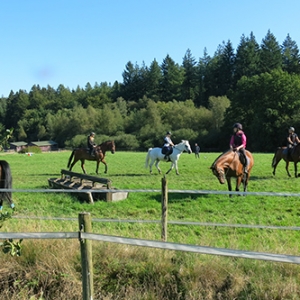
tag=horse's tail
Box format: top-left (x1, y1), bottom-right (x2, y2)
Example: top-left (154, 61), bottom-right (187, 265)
top-left (67, 150), bottom-right (75, 168)
top-left (271, 147), bottom-right (281, 167)
top-left (145, 148), bottom-right (152, 168)
top-left (0, 160), bottom-right (13, 208)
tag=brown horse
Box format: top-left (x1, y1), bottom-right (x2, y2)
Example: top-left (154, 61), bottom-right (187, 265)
top-left (210, 149), bottom-right (254, 196)
top-left (0, 160), bottom-right (14, 210)
top-left (67, 140), bottom-right (115, 174)
top-left (272, 144), bottom-right (300, 177)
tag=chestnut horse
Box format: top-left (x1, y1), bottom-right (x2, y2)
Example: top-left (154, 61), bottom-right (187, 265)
top-left (210, 149), bottom-right (254, 196)
top-left (67, 140), bottom-right (115, 174)
top-left (272, 144), bottom-right (300, 177)
top-left (0, 160), bottom-right (15, 210)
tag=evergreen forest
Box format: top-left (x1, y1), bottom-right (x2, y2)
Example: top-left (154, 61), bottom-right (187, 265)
top-left (2, 30), bottom-right (300, 152)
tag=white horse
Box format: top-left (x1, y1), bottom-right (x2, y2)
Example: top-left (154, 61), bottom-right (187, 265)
top-left (145, 140), bottom-right (192, 175)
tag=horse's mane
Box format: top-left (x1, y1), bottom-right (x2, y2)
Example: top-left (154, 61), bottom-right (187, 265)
top-left (98, 140), bottom-right (115, 146)
top-left (211, 150), bottom-right (232, 168)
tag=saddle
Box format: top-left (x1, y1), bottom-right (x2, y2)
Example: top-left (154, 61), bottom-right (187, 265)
top-left (235, 151), bottom-right (249, 167)
top-left (86, 146), bottom-right (101, 156)
top-left (162, 146), bottom-right (173, 155)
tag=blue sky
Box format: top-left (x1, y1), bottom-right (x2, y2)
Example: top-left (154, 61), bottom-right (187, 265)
top-left (1, 0), bottom-right (300, 97)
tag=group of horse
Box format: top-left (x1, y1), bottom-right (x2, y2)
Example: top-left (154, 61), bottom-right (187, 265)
top-left (1, 140), bottom-right (299, 210)
top-left (145, 142), bottom-right (300, 196)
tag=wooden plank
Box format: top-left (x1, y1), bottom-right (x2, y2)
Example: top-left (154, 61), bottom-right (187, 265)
top-left (61, 169), bottom-right (111, 185)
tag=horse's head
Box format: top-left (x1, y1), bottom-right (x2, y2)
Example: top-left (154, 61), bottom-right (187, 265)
top-left (178, 140), bottom-right (192, 154)
top-left (110, 141), bottom-right (116, 154)
top-left (100, 140), bottom-right (116, 154)
top-left (210, 164), bottom-right (226, 184)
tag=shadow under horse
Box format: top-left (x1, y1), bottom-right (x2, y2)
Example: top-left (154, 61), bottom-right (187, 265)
top-left (210, 149), bottom-right (254, 196)
top-left (67, 140), bottom-right (115, 174)
top-left (0, 160), bottom-right (15, 210)
top-left (272, 144), bottom-right (300, 177)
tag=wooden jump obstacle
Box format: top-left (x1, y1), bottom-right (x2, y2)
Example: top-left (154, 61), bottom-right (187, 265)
top-left (48, 169), bottom-right (128, 203)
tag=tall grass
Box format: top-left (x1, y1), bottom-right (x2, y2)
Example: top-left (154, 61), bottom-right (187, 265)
top-left (1, 150), bottom-right (300, 299)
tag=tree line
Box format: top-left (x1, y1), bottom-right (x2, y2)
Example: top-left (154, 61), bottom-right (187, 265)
top-left (1, 30), bottom-right (300, 152)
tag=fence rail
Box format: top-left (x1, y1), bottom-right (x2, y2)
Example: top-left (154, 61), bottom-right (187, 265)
top-left (3, 188), bottom-right (300, 197)
top-left (1, 231), bottom-right (300, 265)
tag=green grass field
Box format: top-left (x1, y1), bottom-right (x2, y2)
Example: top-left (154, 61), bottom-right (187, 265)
top-left (1, 150), bottom-right (300, 299)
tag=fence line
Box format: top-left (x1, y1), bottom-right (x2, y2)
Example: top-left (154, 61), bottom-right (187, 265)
top-left (3, 188), bottom-right (300, 197)
top-left (12, 215), bottom-right (300, 231)
top-left (1, 231), bottom-right (300, 265)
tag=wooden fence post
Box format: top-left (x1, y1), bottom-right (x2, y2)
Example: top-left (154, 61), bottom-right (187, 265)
top-left (78, 212), bottom-right (94, 300)
top-left (161, 176), bottom-right (168, 242)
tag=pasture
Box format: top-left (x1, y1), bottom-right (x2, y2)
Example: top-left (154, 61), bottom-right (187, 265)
top-left (1, 150), bottom-right (300, 299)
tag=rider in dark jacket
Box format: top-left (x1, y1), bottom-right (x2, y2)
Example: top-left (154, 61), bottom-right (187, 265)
top-left (87, 132), bottom-right (96, 156)
top-left (229, 123), bottom-right (248, 173)
top-left (287, 127), bottom-right (300, 156)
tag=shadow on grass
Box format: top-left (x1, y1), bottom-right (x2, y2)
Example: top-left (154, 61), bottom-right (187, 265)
top-left (152, 193), bottom-right (210, 203)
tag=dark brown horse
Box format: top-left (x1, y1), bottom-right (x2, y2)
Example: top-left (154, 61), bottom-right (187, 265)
top-left (210, 149), bottom-right (254, 196)
top-left (67, 140), bottom-right (115, 174)
top-left (0, 160), bottom-right (14, 210)
top-left (272, 144), bottom-right (300, 177)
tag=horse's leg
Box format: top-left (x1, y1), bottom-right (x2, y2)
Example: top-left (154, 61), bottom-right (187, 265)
top-left (69, 158), bottom-right (78, 171)
top-left (272, 158), bottom-right (281, 176)
top-left (81, 159), bottom-right (87, 174)
top-left (285, 161), bottom-right (291, 177)
top-left (96, 160), bottom-right (100, 175)
top-left (149, 159), bottom-right (154, 174)
top-left (175, 161), bottom-right (179, 175)
top-left (226, 177), bottom-right (233, 198)
top-left (155, 160), bottom-right (162, 174)
top-left (166, 162), bottom-right (175, 174)
top-left (100, 159), bottom-right (108, 174)
top-left (294, 162), bottom-right (298, 178)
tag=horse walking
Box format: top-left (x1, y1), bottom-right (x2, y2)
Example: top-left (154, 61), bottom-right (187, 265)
top-left (210, 149), bottom-right (254, 196)
top-left (0, 160), bottom-right (15, 210)
top-left (67, 140), bottom-right (115, 174)
top-left (145, 140), bottom-right (192, 175)
top-left (272, 144), bottom-right (300, 177)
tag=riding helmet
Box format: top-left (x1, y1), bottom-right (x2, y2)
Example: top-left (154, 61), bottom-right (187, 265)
top-left (289, 127), bottom-right (295, 132)
top-left (233, 123), bottom-right (243, 130)
top-left (166, 131), bottom-right (172, 135)
top-left (90, 132), bottom-right (95, 136)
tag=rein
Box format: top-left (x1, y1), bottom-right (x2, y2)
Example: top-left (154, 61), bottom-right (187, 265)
top-left (215, 151), bottom-right (237, 178)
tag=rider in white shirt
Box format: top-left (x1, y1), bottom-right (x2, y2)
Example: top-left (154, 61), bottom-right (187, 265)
top-left (163, 131), bottom-right (174, 160)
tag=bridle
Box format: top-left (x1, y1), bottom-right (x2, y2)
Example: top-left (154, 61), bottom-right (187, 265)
top-left (214, 151), bottom-right (237, 178)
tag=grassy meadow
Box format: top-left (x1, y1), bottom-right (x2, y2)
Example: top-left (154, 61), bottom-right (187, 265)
top-left (1, 150), bottom-right (300, 299)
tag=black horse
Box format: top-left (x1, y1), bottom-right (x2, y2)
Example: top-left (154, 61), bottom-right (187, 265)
top-left (0, 160), bottom-right (14, 210)
top-left (272, 144), bottom-right (300, 177)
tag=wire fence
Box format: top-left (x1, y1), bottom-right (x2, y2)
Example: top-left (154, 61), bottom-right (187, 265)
top-left (2, 187), bottom-right (300, 265)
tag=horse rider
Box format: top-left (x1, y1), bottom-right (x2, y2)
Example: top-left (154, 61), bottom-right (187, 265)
top-left (87, 132), bottom-right (96, 156)
top-left (287, 127), bottom-right (300, 156)
top-left (163, 131), bottom-right (174, 160)
top-left (229, 123), bottom-right (248, 173)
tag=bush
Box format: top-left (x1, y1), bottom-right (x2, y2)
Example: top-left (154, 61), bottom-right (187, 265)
top-left (113, 134), bottom-right (140, 150)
